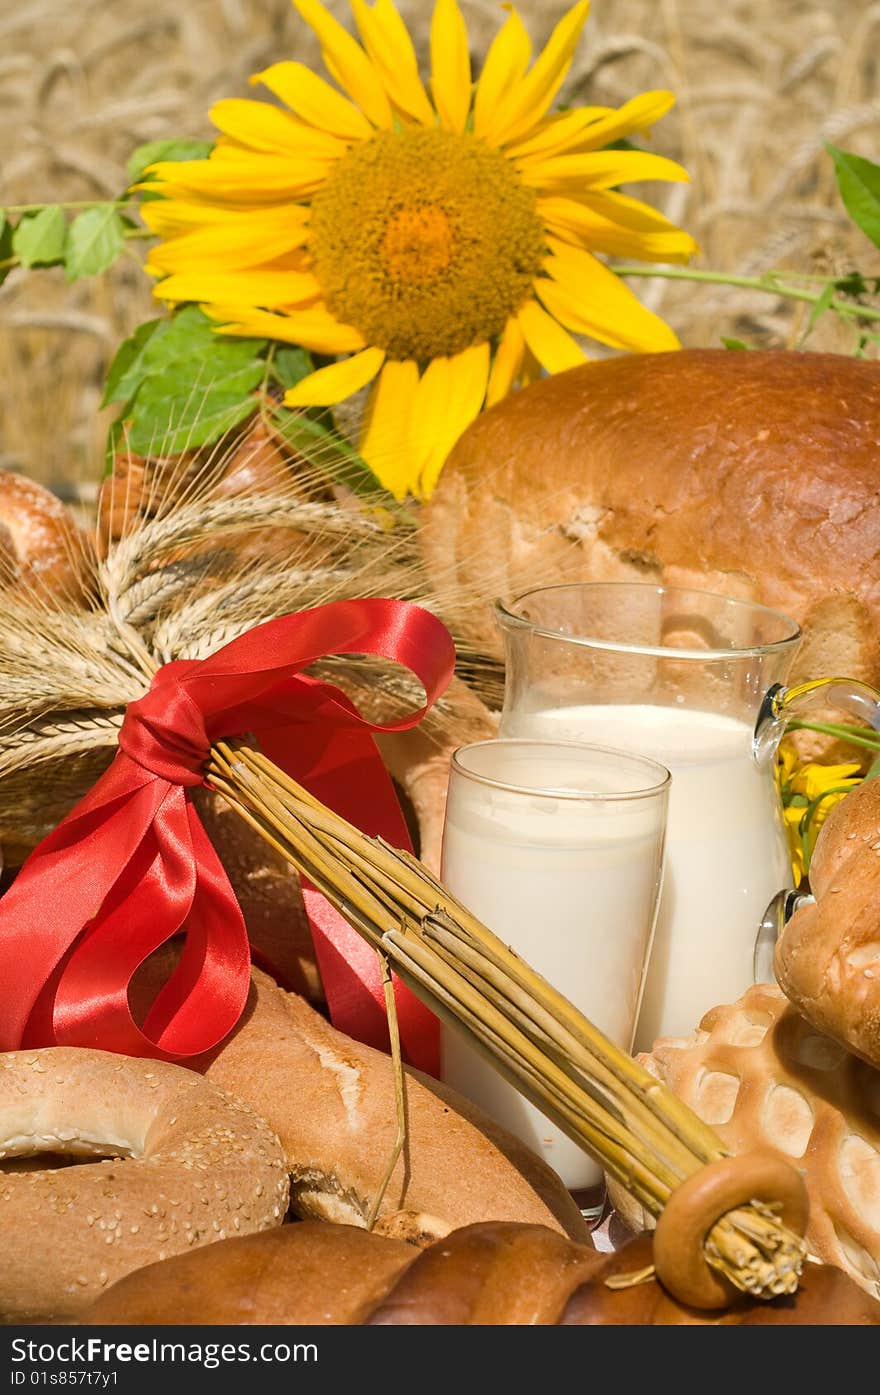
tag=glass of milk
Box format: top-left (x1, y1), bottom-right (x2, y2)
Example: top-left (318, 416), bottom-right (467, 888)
top-left (494, 582), bottom-right (804, 1054)
top-left (439, 737), bottom-right (669, 1216)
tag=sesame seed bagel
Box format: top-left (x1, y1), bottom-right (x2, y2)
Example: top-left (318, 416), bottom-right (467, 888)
top-left (0, 1047), bottom-right (289, 1322)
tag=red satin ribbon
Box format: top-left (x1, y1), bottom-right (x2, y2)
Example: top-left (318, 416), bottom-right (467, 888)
top-left (0, 598), bottom-right (456, 1076)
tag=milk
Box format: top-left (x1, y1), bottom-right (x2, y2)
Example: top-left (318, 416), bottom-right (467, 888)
top-left (440, 743), bottom-right (666, 1193)
top-left (502, 703), bottom-right (793, 1050)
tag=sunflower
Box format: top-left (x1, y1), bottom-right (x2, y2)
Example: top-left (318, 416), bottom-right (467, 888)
top-left (776, 743), bottom-right (863, 885)
top-left (141, 0), bottom-right (696, 500)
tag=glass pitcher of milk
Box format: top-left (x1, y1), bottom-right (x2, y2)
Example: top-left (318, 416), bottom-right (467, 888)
top-left (494, 581), bottom-right (880, 1053)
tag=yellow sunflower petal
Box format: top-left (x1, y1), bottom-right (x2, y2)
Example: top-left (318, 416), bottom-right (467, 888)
top-left (140, 199), bottom-right (293, 237)
top-left (503, 107), bottom-right (614, 161)
top-left (473, 8), bottom-right (532, 139)
top-left (153, 269), bottom-right (320, 309)
top-left (204, 303), bottom-right (366, 354)
top-left (537, 192), bottom-right (698, 263)
top-left (293, 0), bottom-right (393, 130)
top-left (564, 91), bottom-right (677, 153)
top-left (210, 98), bottom-right (346, 159)
top-left (283, 346), bottom-right (386, 407)
top-left (430, 0), bottom-right (472, 133)
top-left (519, 148), bottom-right (690, 192)
top-left (359, 358), bottom-right (420, 499)
top-left (513, 92), bottom-right (677, 168)
top-left (351, 0), bottom-right (435, 125)
top-left (144, 210), bottom-right (311, 274)
top-left (538, 242), bottom-right (680, 351)
top-left (479, 0), bottom-right (591, 149)
top-left (251, 62), bottom-right (374, 140)
top-left (516, 297), bottom-right (586, 373)
top-left (486, 316), bottom-right (526, 407)
top-left (411, 342), bottom-right (491, 498)
top-left (145, 152), bottom-right (334, 202)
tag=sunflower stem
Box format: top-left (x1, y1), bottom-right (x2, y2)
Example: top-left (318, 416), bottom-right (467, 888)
top-left (613, 264), bottom-right (880, 325)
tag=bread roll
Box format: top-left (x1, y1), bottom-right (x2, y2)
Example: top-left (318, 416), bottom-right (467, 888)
top-left (0, 469), bottom-right (91, 602)
top-left (81, 1219), bottom-right (880, 1326)
top-left (775, 777), bottom-right (880, 1068)
top-left (420, 349), bottom-right (880, 693)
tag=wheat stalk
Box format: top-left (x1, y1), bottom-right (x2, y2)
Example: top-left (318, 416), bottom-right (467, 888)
top-left (205, 737), bottom-right (807, 1302)
top-left (0, 709), bottom-right (123, 777)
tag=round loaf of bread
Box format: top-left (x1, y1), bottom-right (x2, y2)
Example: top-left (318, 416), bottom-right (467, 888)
top-left (419, 349), bottom-right (880, 690)
top-left (190, 963), bottom-right (589, 1246)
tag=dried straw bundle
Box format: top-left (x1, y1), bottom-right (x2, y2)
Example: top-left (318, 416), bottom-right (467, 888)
top-left (205, 738), bottom-right (807, 1303)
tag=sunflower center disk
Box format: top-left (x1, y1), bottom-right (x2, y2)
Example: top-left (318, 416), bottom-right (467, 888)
top-left (308, 127), bottom-right (546, 361)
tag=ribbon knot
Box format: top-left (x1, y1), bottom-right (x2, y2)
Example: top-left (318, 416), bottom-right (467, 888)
top-left (0, 598), bottom-right (456, 1075)
top-left (118, 662), bottom-right (208, 785)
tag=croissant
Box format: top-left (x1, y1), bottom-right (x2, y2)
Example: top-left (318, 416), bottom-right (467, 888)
top-left (80, 1219), bottom-right (880, 1326)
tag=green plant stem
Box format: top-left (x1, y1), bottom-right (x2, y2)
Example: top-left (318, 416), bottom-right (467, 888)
top-left (785, 717), bottom-right (880, 752)
top-left (614, 264), bottom-right (880, 325)
top-left (1, 199), bottom-right (136, 213)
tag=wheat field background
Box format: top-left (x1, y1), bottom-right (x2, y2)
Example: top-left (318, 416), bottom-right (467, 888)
top-left (1, 0), bottom-right (879, 496)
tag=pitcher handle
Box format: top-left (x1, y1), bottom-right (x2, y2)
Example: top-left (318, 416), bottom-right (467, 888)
top-left (753, 676), bottom-right (880, 764)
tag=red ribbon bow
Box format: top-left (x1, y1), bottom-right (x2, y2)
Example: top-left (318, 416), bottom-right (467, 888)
top-left (0, 598), bottom-right (456, 1075)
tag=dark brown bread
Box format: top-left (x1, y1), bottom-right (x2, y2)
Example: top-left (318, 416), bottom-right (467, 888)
top-left (81, 1220), bottom-right (880, 1326)
top-left (420, 349), bottom-right (880, 690)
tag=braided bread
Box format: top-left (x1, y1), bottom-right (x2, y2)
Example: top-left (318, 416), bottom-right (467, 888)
top-left (614, 983), bottom-right (880, 1299)
top-left (80, 1219), bottom-right (880, 1326)
top-left (776, 777), bottom-right (880, 1069)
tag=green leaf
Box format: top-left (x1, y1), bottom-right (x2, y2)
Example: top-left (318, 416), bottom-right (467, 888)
top-left (127, 138), bottom-right (214, 188)
top-left (865, 755), bottom-right (880, 782)
top-left (0, 213), bottom-right (13, 287)
top-left (101, 318), bottom-right (163, 407)
top-left (103, 415), bottom-right (129, 476)
top-left (835, 270), bottom-right (870, 297)
top-left (721, 336), bottom-right (752, 350)
top-left (64, 204), bottom-right (126, 282)
top-left (104, 305), bottom-right (270, 455)
top-left (103, 305), bottom-right (266, 403)
top-left (127, 359), bottom-right (265, 455)
top-left (12, 205), bottom-right (67, 268)
top-left (267, 402), bottom-right (408, 513)
top-left (804, 281), bottom-right (836, 337)
top-left (270, 346), bottom-right (315, 390)
top-left (826, 142), bottom-right (880, 250)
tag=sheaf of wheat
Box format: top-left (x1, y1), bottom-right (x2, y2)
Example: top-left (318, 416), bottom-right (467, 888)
top-left (0, 401), bottom-right (501, 863)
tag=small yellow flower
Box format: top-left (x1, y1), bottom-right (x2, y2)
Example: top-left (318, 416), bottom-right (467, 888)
top-left (140, 0), bottom-right (696, 500)
top-left (776, 741), bottom-right (862, 885)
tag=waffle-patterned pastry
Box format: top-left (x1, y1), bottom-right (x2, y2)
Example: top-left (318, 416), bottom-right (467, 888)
top-left (618, 984), bottom-right (880, 1299)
